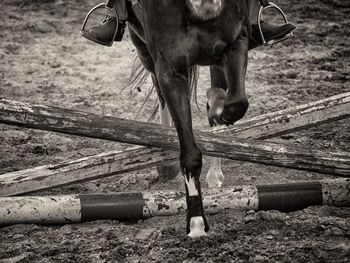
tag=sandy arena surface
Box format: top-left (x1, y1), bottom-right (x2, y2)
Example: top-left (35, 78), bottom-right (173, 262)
top-left (0, 0), bottom-right (349, 262)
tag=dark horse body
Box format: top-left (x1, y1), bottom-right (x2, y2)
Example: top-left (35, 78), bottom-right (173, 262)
top-left (127, 0), bottom-right (250, 237)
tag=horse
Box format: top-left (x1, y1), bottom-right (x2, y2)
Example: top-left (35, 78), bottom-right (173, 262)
top-left (127, 0), bottom-right (251, 237)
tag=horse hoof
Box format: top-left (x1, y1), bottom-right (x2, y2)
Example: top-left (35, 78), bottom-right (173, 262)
top-left (187, 216), bottom-right (208, 238)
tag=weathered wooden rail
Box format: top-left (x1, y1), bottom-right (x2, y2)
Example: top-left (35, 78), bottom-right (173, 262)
top-left (0, 93), bottom-right (350, 196)
top-left (1, 178), bottom-right (349, 225)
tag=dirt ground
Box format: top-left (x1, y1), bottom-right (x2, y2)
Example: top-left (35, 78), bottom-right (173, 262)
top-left (0, 0), bottom-right (349, 262)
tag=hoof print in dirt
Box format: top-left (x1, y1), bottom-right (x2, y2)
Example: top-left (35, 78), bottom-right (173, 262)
top-left (32, 145), bottom-right (49, 155)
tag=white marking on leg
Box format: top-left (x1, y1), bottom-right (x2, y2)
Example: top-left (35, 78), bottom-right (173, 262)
top-left (184, 175), bottom-right (208, 237)
top-left (188, 216), bottom-right (207, 238)
top-left (206, 157), bottom-right (224, 188)
top-left (206, 88), bottom-right (226, 188)
top-left (184, 175), bottom-right (199, 196)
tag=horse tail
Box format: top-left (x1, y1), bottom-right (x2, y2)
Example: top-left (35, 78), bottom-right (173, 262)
top-left (121, 55), bottom-right (159, 121)
top-left (123, 56), bottom-right (201, 121)
top-left (120, 55), bottom-right (151, 96)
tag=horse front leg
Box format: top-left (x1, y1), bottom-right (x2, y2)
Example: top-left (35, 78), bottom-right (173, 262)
top-left (206, 31), bottom-right (250, 187)
top-left (209, 33), bottom-right (250, 125)
top-left (129, 29), bottom-right (180, 181)
top-left (221, 31), bottom-right (250, 125)
top-left (154, 74), bottom-right (181, 181)
top-left (155, 62), bottom-right (209, 237)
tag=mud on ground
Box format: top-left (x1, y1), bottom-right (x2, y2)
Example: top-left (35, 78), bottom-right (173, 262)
top-left (0, 0), bottom-right (349, 262)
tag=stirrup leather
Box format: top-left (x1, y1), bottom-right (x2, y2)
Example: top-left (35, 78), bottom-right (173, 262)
top-left (257, 2), bottom-right (293, 46)
top-left (80, 3), bottom-right (120, 47)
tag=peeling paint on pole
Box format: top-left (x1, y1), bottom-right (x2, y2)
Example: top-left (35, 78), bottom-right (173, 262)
top-left (0, 179), bottom-right (348, 225)
top-left (0, 195), bottom-right (81, 224)
top-left (143, 190), bottom-right (187, 218)
top-left (322, 178), bottom-right (350, 207)
top-left (203, 186), bottom-right (259, 213)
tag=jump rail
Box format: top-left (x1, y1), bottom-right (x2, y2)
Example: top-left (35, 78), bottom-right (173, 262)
top-left (1, 92), bottom-right (350, 196)
top-left (0, 95), bottom-right (349, 195)
top-left (1, 178), bottom-right (349, 225)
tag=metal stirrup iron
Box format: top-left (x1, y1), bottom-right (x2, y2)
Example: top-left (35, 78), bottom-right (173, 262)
top-left (80, 0), bottom-right (120, 47)
top-left (258, 0), bottom-right (293, 46)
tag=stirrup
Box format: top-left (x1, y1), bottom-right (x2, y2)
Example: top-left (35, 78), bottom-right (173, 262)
top-left (80, 3), bottom-right (120, 47)
top-left (257, 2), bottom-right (293, 46)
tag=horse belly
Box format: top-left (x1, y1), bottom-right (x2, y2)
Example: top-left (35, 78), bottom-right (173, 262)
top-left (193, 38), bottom-right (229, 66)
top-left (188, 24), bottom-right (236, 66)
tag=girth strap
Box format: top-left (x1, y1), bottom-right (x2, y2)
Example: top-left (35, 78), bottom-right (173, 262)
top-left (259, 0), bottom-right (269, 7)
top-left (106, 0), bottom-right (117, 9)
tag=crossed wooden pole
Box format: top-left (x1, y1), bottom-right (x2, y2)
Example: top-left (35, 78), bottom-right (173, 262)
top-left (0, 92), bottom-right (349, 197)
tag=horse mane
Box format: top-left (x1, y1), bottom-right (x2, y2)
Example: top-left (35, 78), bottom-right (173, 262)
top-left (123, 55), bottom-right (200, 121)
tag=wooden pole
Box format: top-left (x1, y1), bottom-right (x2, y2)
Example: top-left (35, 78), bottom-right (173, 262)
top-left (0, 93), bottom-right (350, 196)
top-left (1, 178), bottom-right (349, 225)
top-left (0, 147), bottom-right (177, 196)
top-left (210, 91), bottom-right (350, 139)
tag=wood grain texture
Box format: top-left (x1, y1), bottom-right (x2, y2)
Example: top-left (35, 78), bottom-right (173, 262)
top-left (210, 91), bottom-right (350, 139)
top-left (0, 93), bottom-right (349, 196)
top-left (0, 147), bottom-right (177, 196)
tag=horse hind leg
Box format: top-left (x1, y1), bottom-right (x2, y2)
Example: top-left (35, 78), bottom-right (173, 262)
top-left (206, 157), bottom-right (224, 188)
top-left (206, 89), bottom-right (224, 189)
top-left (205, 65), bottom-right (226, 188)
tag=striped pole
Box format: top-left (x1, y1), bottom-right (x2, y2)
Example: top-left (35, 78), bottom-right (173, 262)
top-left (1, 179), bottom-right (349, 225)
